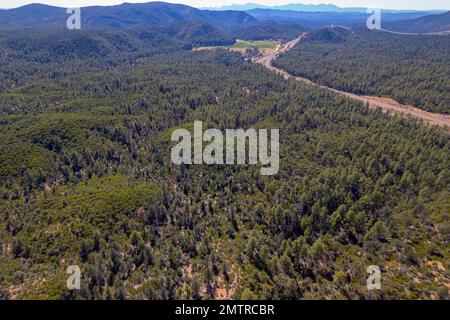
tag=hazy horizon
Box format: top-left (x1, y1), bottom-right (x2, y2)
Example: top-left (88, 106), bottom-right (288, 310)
top-left (1, 1), bottom-right (450, 11)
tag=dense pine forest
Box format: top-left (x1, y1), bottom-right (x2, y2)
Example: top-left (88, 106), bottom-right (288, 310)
top-left (0, 24), bottom-right (448, 300)
top-left (273, 28), bottom-right (450, 114)
top-left (0, 2), bottom-right (449, 301)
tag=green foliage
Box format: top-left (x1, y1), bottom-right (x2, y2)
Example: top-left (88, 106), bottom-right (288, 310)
top-left (274, 28), bottom-right (450, 114)
top-left (0, 30), bottom-right (448, 300)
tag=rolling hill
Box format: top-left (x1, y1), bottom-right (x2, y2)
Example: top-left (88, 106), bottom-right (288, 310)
top-left (0, 2), bottom-right (311, 43)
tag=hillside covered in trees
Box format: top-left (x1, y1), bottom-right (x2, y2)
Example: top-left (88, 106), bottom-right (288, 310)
top-left (273, 28), bottom-right (450, 114)
top-left (0, 21), bottom-right (449, 300)
top-left (0, 2), bottom-right (449, 301)
top-left (386, 11), bottom-right (450, 33)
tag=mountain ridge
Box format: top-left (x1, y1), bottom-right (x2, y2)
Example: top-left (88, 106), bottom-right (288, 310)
top-left (203, 2), bottom-right (446, 14)
top-left (247, 8), bottom-right (436, 29)
top-left (386, 11), bottom-right (450, 33)
top-left (0, 2), bottom-right (257, 32)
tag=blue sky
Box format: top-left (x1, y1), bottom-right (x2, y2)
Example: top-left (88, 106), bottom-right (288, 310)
top-left (2, 1), bottom-right (450, 10)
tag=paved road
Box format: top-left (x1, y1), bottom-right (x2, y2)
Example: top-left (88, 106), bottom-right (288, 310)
top-left (254, 34), bottom-right (450, 131)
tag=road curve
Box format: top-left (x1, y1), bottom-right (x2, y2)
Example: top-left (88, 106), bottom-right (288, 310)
top-left (253, 33), bottom-right (450, 131)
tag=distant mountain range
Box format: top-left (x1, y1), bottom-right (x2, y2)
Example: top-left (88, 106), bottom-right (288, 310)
top-left (246, 9), bottom-right (440, 29)
top-left (203, 3), bottom-right (446, 14)
top-left (0, 2), bottom-right (448, 36)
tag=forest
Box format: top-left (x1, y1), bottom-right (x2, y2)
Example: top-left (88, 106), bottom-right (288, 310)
top-left (0, 1), bottom-right (449, 301)
top-left (0, 24), bottom-right (448, 300)
top-left (273, 28), bottom-right (450, 114)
